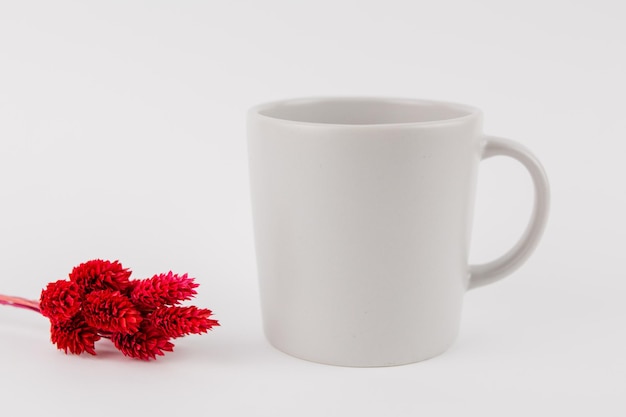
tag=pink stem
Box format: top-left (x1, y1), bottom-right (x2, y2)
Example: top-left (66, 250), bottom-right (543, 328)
top-left (99, 331), bottom-right (112, 340)
top-left (0, 294), bottom-right (41, 313)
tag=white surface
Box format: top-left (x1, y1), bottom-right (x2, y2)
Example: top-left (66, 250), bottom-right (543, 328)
top-left (0, 0), bottom-right (624, 415)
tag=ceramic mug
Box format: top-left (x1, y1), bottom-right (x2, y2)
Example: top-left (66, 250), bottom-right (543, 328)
top-left (247, 97), bottom-right (549, 367)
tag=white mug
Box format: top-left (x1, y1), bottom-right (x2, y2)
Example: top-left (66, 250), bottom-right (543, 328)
top-left (247, 97), bottom-right (549, 367)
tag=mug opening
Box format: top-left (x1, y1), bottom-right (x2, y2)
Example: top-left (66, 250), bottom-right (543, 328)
top-left (253, 97), bottom-right (479, 126)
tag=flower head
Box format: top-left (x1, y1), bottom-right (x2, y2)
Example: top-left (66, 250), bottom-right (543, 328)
top-left (69, 259), bottom-right (132, 294)
top-left (83, 290), bottom-right (141, 334)
top-left (39, 280), bottom-right (81, 322)
top-left (151, 306), bottom-right (219, 339)
top-left (112, 322), bottom-right (174, 360)
top-left (50, 316), bottom-right (100, 355)
top-left (130, 272), bottom-right (198, 310)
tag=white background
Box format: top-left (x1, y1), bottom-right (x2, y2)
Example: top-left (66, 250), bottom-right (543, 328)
top-left (0, 1), bottom-right (624, 416)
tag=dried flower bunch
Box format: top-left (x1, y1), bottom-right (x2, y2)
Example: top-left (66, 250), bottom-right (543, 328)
top-left (0, 259), bottom-right (219, 360)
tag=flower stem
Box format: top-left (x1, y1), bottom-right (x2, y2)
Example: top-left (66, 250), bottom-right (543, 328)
top-left (0, 294), bottom-right (41, 313)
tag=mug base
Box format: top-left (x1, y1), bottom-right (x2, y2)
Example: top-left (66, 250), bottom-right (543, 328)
top-left (264, 334), bottom-right (458, 367)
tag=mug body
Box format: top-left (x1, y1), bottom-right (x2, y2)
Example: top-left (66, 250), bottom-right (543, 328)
top-left (248, 97), bottom-right (483, 366)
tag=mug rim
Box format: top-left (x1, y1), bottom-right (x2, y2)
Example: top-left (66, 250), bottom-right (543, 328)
top-left (248, 96), bottom-right (482, 128)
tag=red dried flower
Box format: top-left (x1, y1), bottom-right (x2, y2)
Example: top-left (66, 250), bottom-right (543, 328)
top-left (83, 290), bottom-right (141, 334)
top-left (151, 306), bottom-right (219, 338)
top-left (1, 259), bottom-right (218, 360)
top-left (50, 316), bottom-right (100, 355)
top-left (112, 322), bottom-right (174, 360)
top-left (69, 259), bottom-right (132, 294)
top-left (39, 280), bottom-right (81, 322)
top-left (130, 272), bottom-right (198, 310)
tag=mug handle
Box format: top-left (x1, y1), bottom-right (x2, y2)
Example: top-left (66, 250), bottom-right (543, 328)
top-left (468, 135), bottom-right (550, 289)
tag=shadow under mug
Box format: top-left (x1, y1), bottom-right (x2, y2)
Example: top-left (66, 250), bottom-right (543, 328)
top-left (247, 97), bottom-right (550, 367)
